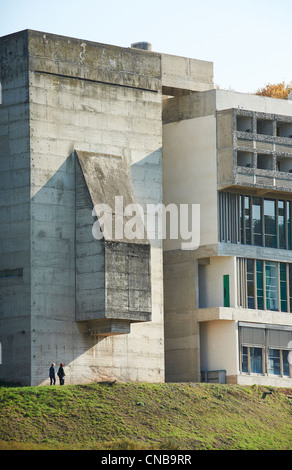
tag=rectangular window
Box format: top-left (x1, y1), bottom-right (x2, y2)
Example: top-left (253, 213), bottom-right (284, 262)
top-left (256, 260), bottom-right (264, 310)
top-left (250, 347), bottom-right (263, 374)
top-left (265, 261), bottom-right (278, 311)
top-left (268, 349), bottom-right (281, 375)
top-left (244, 196), bottom-right (251, 245)
top-left (240, 325), bottom-right (292, 377)
top-left (278, 200), bottom-right (286, 249)
top-left (247, 259), bottom-right (255, 309)
top-left (237, 259), bottom-right (292, 313)
top-left (288, 201), bottom-right (292, 250)
top-left (283, 350), bottom-right (290, 376)
top-left (219, 192), bottom-right (292, 250)
top-left (240, 327), bottom-right (265, 375)
top-left (242, 346), bottom-right (248, 373)
top-left (241, 347), bottom-right (263, 374)
top-left (280, 263), bottom-right (288, 312)
top-left (264, 199), bottom-right (276, 248)
top-left (289, 264), bottom-right (292, 312)
top-left (252, 197), bottom-right (262, 246)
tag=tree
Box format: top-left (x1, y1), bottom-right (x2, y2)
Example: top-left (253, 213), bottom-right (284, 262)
top-left (255, 81), bottom-right (292, 99)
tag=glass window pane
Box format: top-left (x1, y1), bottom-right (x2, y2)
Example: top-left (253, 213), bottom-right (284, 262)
top-left (282, 350), bottom-right (290, 376)
top-left (264, 199), bottom-right (276, 248)
top-left (245, 196), bottom-right (251, 245)
top-left (250, 347), bottom-right (262, 374)
top-left (288, 201), bottom-right (291, 250)
top-left (265, 261), bottom-right (279, 311)
top-left (289, 264), bottom-right (292, 313)
top-left (242, 346), bottom-right (248, 373)
top-left (247, 259), bottom-right (255, 309)
top-left (268, 349), bottom-right (281, 375)
top-left (253, 197), bottom-right (263, 246)
top-left (256, 260), bottom-right (264, 310)
top-left (278, 201), bottom-right (286, 249)
top-left (280, 263), bottom-right (288, 312)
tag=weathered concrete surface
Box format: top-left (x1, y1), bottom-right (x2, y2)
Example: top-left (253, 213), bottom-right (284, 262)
top-left (76, 150), bottom-right (148, 243)
top-left (161, 53), bottom-right (213, 95)
top-left (75, 151), bottom-right (152, 330)
top-left (0, 30), bottom-right (164, 386)
top-left (0, 31), bottom-right (31, 384)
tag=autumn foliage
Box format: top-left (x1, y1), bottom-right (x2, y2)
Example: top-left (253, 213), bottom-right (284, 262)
top-left (255, 81), bottom-right (292, 99)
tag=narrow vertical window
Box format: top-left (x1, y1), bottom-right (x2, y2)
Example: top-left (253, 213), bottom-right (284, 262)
top-left (240, 195), bottom-right (244, 244)
top-left (283, 350), bottom-right (290, 376)
top-left (278, 200), bottom-right (286, 249)
top-left (242, 346), bottom-right (248, 373)
top-left (245, 196), bottom-right (251, 245)
top-left (264, 199), bottom-right (276, 248)
top-left (280, 263), bottom-right (288, 312)
top-left (256, 260), bottom-right (264, 310)
top-left (289, 264), bottom-right (292, 312)
top-left (252, 197), bottom-right (262, 246)
top-left (265, 261), bottom-right (278, 311)
top-left (247, 259), bottom-right (255, 308)
top-left (288, 201), bottom-right (291, 250)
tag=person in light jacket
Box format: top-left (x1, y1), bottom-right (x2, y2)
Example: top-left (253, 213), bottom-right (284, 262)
top-left (49, 363), bottom-right (56, 385)
top-left (57, 363), bottom-right (65, 385)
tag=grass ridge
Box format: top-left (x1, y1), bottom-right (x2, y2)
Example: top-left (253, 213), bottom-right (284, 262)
top-left (0, 382), bottom-right (291, 450)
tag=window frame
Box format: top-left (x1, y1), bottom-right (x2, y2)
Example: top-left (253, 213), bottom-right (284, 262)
top-left (239, 325), bottom-right (292, 377)
top-left (219, 191), bottom-right (292, 250)
top-left (237, 259), bottom-right (292, 313)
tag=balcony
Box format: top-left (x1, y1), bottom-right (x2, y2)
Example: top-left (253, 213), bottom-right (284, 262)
top-left (217, 109), bottom-right (292, 192)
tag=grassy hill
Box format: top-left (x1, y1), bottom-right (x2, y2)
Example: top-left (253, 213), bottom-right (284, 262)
top-left (0, 381), bottom-right (291, 450)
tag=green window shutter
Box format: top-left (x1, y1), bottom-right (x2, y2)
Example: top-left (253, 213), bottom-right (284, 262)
top-left (223, 274), bottom-right (230, 307)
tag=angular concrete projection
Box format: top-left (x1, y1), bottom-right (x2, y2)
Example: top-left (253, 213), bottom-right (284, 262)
top-left (75, 150), bottom-right (151, 336)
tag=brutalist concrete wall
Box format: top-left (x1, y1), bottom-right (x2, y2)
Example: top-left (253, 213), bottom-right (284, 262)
top-left (0, 31), bottom-right (31, 384)
top-left (26, 30), bottom-right (164, 385)
top-left (75, 156), bottom-right (105, 322)
top-left (105, 241), bottom-right (151, 322)
top-left (75, 149), bottom-right (151, 333)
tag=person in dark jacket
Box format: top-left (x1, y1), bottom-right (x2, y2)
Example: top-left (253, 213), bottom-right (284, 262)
top-left (57, 363), bottom-right (65, 385)
top-left (49, 363), bottom-right (56, 385)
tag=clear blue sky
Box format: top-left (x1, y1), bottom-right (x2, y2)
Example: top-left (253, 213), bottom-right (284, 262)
top-left (1, 0), bottom-right (291, 93)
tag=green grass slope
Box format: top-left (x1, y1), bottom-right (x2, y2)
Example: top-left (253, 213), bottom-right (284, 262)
top-left (0, 382), bottom-right (291, 450)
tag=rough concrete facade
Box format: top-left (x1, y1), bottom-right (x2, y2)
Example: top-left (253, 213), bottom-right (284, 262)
top-left (0, 30), bottom-right (164, 385)
top-left (5, 29), bottom-right (291, 389)
top-left (0, 29), bottom-right (213, 386)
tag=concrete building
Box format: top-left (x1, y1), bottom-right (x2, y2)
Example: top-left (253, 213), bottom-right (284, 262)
top-left (0, 29), bottom-right (212, 386)
top-left (163, 90), bottom-right (292, 387)
top-left (1, 29), bottom-right (291, 387)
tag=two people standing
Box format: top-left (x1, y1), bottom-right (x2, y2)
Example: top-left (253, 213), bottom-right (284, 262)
top-left (49, 362), bottom-right (66, 385)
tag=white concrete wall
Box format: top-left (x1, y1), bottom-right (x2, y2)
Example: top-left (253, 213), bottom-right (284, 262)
top-left (215, 89), bottom-right (292, 116)
top-left (200, 320), bottom-right (238, 376)
top-left (162, 115), bottom-right (218, 250)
